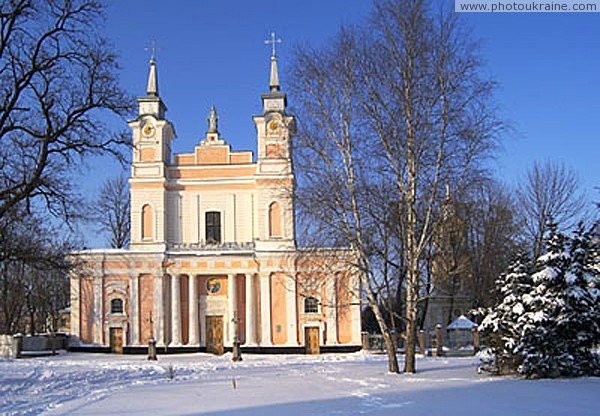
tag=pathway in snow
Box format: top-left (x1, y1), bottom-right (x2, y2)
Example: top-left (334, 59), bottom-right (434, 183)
top-left (1, 352), bottom-right (598, 415)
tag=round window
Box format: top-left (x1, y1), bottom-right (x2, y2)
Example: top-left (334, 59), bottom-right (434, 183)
top-left (206, 278), bottom-right (221, 294)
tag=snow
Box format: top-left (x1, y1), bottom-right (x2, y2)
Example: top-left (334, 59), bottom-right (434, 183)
top-left (1, 352), bottom-right (599, 415)
top-left (447, 315), bottom-right (477, 330)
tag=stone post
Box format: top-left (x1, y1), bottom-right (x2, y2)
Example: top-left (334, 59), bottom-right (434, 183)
top-left (361, 332), bottom-right (369, 351)
top-left (418, 330), bottom-right (426, 355)
top-left (12, 334), bottom-right (23, 359)
top-left (148, 338), bottom-right (157, 361)
top-left (472, 328), bottom-right (480, 354)
top-left (434, 324), bottom-right (443, 357)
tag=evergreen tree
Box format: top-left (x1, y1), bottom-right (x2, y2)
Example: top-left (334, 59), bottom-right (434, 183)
top-left (480, 253), bottom-right (533, 374)
top-left (518, 224), bottom-right (600, 377)
top-left (517, 227), bottom-right (571, 377)
top-left (480, 223), bottom-right (600, 378)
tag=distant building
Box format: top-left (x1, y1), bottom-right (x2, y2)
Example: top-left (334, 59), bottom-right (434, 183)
top-left (69, 48), bottom-right (361, 354)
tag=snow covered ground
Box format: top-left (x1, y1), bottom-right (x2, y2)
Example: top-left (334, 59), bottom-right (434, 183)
top-left (1, 352), bottom-right (598, 415)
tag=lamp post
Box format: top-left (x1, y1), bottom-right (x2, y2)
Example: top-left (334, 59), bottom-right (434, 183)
top-left (232, 311), bottom-right (242, 362)
top-left (148, 311), bottom-right (157, 360)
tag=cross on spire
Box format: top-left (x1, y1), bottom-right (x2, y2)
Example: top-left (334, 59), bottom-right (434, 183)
top-left (144, 39), bottom-right (160, 62)
top-left (264, 32), bottom-right (282, 58)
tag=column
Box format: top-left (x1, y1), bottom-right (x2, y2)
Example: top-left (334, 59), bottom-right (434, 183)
top-left (260, 273), bottom-right (272, 346)
top-left (93, 277), bottom-right (103, 345)
top-left (228, 274), bottom-right (237, 345)
top-left (350, 274), bottom-right (362, 344)
top-left (189, 275), bottom-right (199, 345)
top-left (130, 275), bottom-right (140, 345)
top-left (69, 274), bottom-right (80, 341)
top-left (153, 275), bottom-right (164, 346)
top-left (245, 274), bottom-right (256, 345)
top-left (326, 275), bottom-right (337, 345)
top-left (286, 276), bottom-right (297, 345)
top-left (171, 274), bottom-right (181, 345)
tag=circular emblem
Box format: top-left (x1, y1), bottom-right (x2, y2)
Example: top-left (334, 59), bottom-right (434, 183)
top-left (268, 121), bottom-right (278, 131)
top-left (206, 278), bottom-right (221, 294)
top-left (142, 123), bottom-right (155, 138)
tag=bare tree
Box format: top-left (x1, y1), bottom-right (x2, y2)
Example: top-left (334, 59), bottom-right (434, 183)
top-left (0, 0), bottom-right (133, 221)
top-left (0, 207), bottom-right (71, 334)
top-left (91, 174), bottom-right (130, 248)
top-left (517, 161), bottom-right (588, 261)
top-left (290, 0), bottom-right (503, 373)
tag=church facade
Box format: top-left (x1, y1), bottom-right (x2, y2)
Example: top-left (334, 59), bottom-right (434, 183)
top-left (69, 51), bottom-right (362, 354)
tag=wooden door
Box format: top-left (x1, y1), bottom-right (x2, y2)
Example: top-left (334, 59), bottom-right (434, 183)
top-left (109, 327), bottom-right (124, 354)
top-left (305, 327), bottom-right (320, 355)
top-left (206, 316), bottom-right (224, 355)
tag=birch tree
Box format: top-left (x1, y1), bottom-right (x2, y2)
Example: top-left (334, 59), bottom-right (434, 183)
top-left (290, 0), bottom-right (503, 373)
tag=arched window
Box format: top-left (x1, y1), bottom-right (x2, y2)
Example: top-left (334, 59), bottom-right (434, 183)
top-left (304, 296), bottom-right (319, 314)
top-left (269, 201), bottom-right (282, 238)
top-left (205, 211), bottom-right (221, 244)
top-left (141, 204), bottom-right (154, 240)
top-left (110, 298), bottom-right (124, 314)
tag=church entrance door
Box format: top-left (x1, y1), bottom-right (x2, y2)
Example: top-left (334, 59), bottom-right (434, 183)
top-left (109, 327), bottom-right (124, 354)
top-left (305, 327), bottom-right (320, 355)
top-left (206, 316), bottom-right (224, 355)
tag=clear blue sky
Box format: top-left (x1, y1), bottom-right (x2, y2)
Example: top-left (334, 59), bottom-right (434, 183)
top-left (80, 0), bottom-right (599, 247)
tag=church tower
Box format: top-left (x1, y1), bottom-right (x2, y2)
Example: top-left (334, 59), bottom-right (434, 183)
top-left (253, 37), bottom-right (296, 250)
top-left (129, 57), bottom-right (176, 250)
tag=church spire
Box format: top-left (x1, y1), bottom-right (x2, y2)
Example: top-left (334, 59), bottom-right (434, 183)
top-left (146, 57), bottom-right (158, 97)
top-left (265, 32), bottom-right (282, 92)
top-left (269, 56), bottom-right (280, 92)
top-left (137, 42), bottom-right (167, 119)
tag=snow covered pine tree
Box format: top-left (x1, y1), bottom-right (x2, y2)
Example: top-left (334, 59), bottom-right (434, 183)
top-left (480, 224), bottom-right (600, 378)
top-left (479, 253), bottom-right (533, 374)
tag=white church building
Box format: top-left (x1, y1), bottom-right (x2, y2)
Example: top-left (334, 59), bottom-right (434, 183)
top-left (68, 46), bottom-right (362, 354)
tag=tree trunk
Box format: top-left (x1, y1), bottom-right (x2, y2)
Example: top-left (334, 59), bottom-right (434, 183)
top-left (362, 270), bottom-right (399, 373)
top-left (404, 261), bottom-right (418, 373)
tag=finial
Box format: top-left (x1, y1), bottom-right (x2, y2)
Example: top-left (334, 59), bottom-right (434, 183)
top-left (265, 32), bottom-right (282, 92)
top-left (145, 40), bottom-right (160, 62)
top-left (264, 32), bottom-right (282, 58)
top-left (207, 105), bottom-right (219, 133)
top-left (145, 40), bottom-right (160, 96)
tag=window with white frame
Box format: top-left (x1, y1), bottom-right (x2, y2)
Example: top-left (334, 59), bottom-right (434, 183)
top-left (304, 296), bottom-right (319, 314)
top-left (110, 298), bottom-right (124, 314)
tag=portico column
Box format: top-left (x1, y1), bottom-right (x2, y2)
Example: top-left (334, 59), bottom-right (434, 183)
top-left (171, 274), bottom-right (181, 345)
top-left (189, 275), bottom-right (199, 345)
top-left (93, 276), bottom-right (103, 345)
top-left (286, 276), bottom-right (297, 345)
top-left (326, 275), bottom-right (338, 345)
top-left (153, 275), bottom-right (164, 346)
top-left (260, 273), bottom-right (272, 346)
top-left (69, 274), bottom-right (80, 341)
top-left (228, 274), bottom-right (237, 345)
top-left (245, 274), bottom-right (256, 345)
top-left (130, 275), bottom-right (140, 345)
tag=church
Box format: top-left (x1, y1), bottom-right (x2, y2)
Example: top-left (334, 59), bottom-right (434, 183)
top-left (68, 46), bottom-right (362, 354)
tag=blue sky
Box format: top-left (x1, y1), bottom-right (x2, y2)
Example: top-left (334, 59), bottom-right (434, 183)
top-left (80, 0), bottom-right (599, 246)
